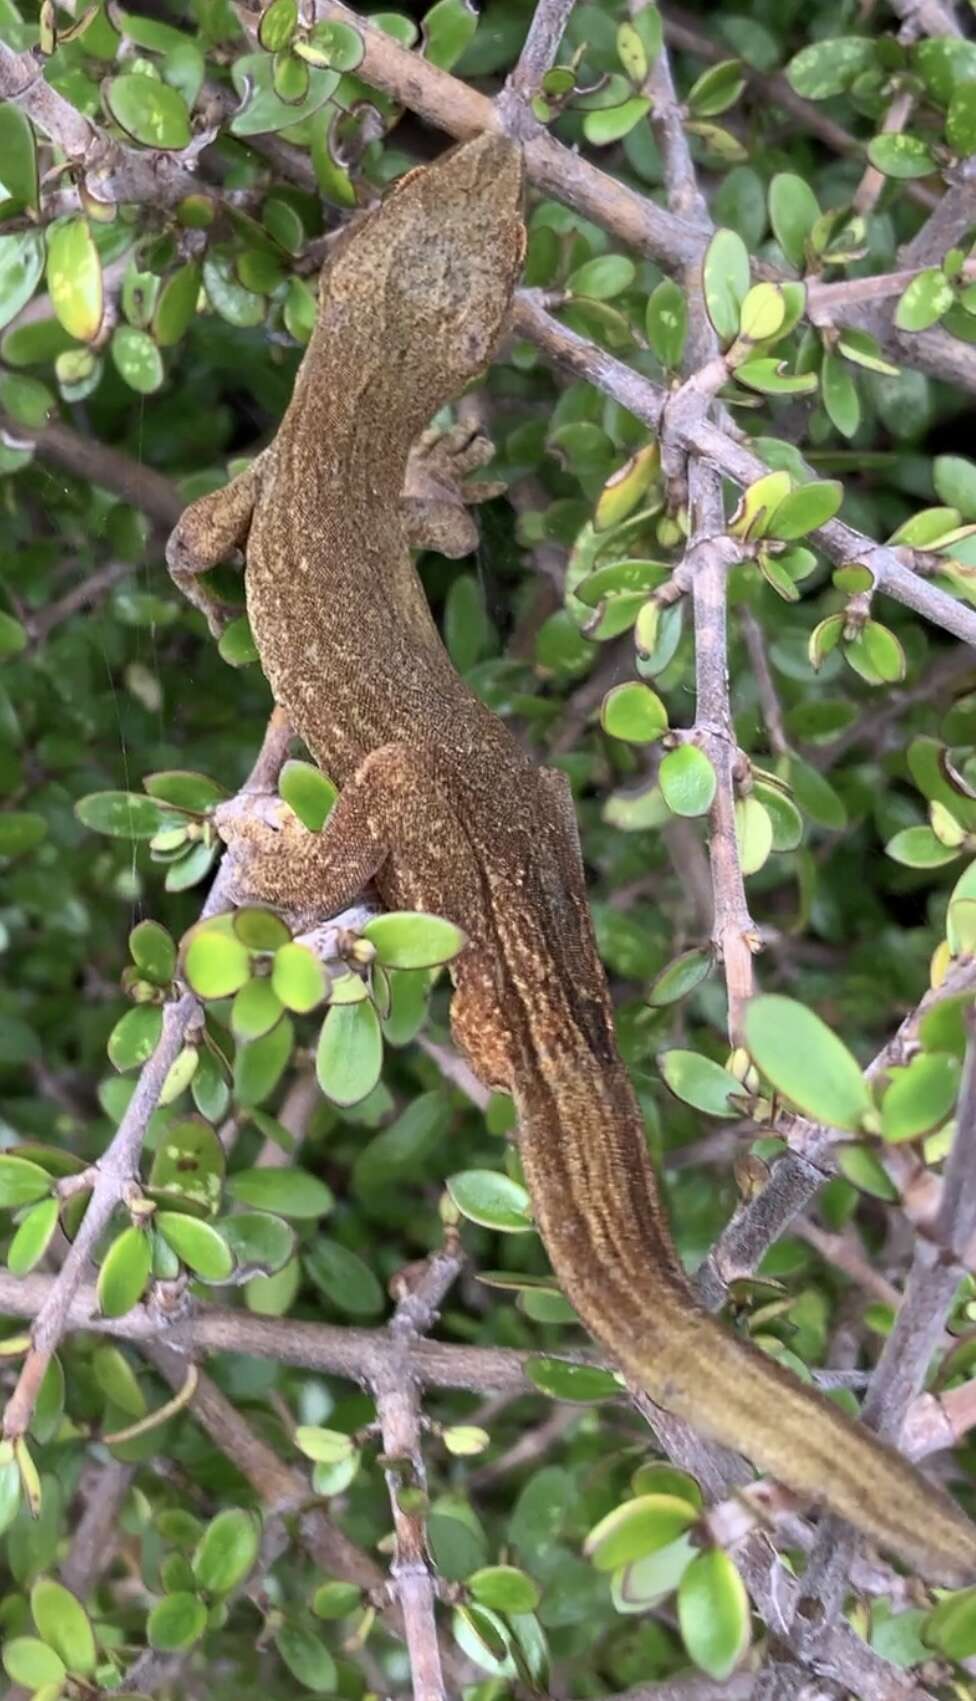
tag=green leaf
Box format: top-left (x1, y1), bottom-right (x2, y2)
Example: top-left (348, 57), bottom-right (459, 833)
top-left (447, 1169), bottom-right (534, 1232)
top-left (442, 1424), bottom-right (490, 1455)
top-left (703, 228), bottom-right (750, 344)
top-left (0, 812), bottom-right (47, 857)
top-left (687, 58), bottom-right (745, 117)
top-left (30, 1577), bottom-right (96, 1676)
top-left (947, 83), bottom-right (976, 154)
top-left (0, 232), bottom-right (44, 332)
top-left (97, 1225), bottom-right (152, 1317)
top-left (153, 261), bottom-right (201, 347)
top-left (231, 977), bottom-right (284, 1041)
top-left (467, 1566), bottom-right (541, 1615)
top-left (0, 105), bottom-right (38, 210)
top-left (835, 328), bottom-right (898, 376)
top-left (0, 371), bottom-right (51, 429)
top-left (362, 910), bottom-right (466, 969)
top-left (601, 681), bottom-right (668, 742)
top-left (211, 611), bottom-right (255, 665)
top-left (744, 994), bottom-right (871, 1130)
top-left (926, 1586), bottom-right (976, 1661)
top-left (147, 1591), bottom-right (207, 1652)
top-left (575, 558), bottom-right (669, 607)
top-left (92, 1346), bottom-right (146, 1417)
top-left (230, 50), bottom-right (337, 136)
top-left (524, 1357), bottom-right (621, 1402)
top-left (735, 795), bottom-right (773, 875)
top-left (0, 1156), bottom-right (53, 1208)
top-left (149, 1118), bottom-right (225, 1211)
top-left (46, 218), bottom-right (102, 342)
top-left (838, 1141), bottom-right (898, 1200)
top-left (300, 18), bottom-right (365, 68)
top-left (316, 998), bottom-right (383, 1105)
top-left (567, 255), bottom-right (637, 301)
top-left (192, 1508), bottom-right (260, 1595)
top-left (659, 1050), bottom-right (745, 1117)
top-left (272, 942), bottom-right (328, 1013)
top-left (184, 928), bottom-right (251, 999)
top-left (735, 358), bottom-right (818, 397)
top-left (8, 1198), bottom-right (59, 1276)
top-left (768, 173), bottom-right (820, 269)
top-left (887, 826), bottom-right (959, 868)
top-left (915, 36), bottom-right (976, 100)
top-left (582, 96), bottom-right (652, 145)
top-left (867, 133), bottom-right (937, 179)
top-left (294, 1426), bottom-right (355, 1464)
top-left (304, 1236), bottom-right (384, 1316)
top-left (753, 781), bottom-right (804, 851)
top-left (845, 620), bottom-right (906, 686)
top-left (275, 1625), bottom-right (337, 1693)
top-left (617, 19), bottom-right (650, 83)
top-left (419, 0), bottom-right (474, 67)
top-left (105, 74), bottom-right (191, 148)
top-left (111, 324), bottom-right (165, 394)
top-left (130, 919), bottom-right (177, 985)
top-left (659, 745), bottom-right (716, 817)
top-left (678, 1549), bottom-right (750, 1680)
top-left (895, 268), bottom-right (955, 333)
top-left (218, 1211), bottom-right (295, 1275)
top-left (226, 1166), bottom-right (334, 1219)
top-left (156, 1212), bottom-right (234, 1281)
top-left (279, 758), bottom-right (336, 829)
top-left (234, 1013), bottom-right (294, 1106)
top-left (2, 1637), bottom-right (66, 1689)
top-left (258, 0), bottom-right (297, 49)
top-left (784, 754), bottom-right (847, 830)
top-left (232, 907), bottom-right (291, 951)
top-left (647, 948), bottom-right (713, 1009)
top-left (631, 1463), bottom-right (704, 1507)
top-left (352, 1089), bottom-right (450, 1191)
top-left (108, 1005), bottom-right (163, 1071)
top-left (0, 1454), bottom-right (20, 1538)
top-left (767, 479), bottom-right (842, 538)
top-left (144, 770), bottom-right (225, 812)
top-left (880, 1052), bottom-right (960, 1142)
top-left (738, 282), bottom-right (787, 345)
top-left (934, 455), bottom-right (976, 519)
top-left (821, 351), bottom-right (860, 438)
top-left (786, 36), bottom-right (876, 99)
top-left (585, 1494), bottom-right (698, 1570)
top-left (0, 610), bottom-right (27, 658)
top-left (645, 278), bottom-right (687, 370)
top-left (311, 1580), bottom-right (362, 1619)
top-left (76, 791), bottom-right (175, 839)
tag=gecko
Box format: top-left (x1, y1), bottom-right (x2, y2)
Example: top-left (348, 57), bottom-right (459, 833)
top-left (167, 129), bottom-right (976, 1585)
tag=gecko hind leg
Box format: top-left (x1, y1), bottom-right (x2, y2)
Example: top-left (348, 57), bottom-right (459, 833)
top-left (166, 453), bottom-right (267, 636)
top-left (214, 742), bottom-right (481, 928)
top-left (215, 744), bottom-right (511, 1090)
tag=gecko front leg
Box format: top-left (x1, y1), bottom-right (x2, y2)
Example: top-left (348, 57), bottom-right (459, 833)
top-left (402, 423), bottom-right (504, 557)
top-left (166, 453), bottom-right (268, 636)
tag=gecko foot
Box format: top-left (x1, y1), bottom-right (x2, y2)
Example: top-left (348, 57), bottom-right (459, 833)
top-left (402, 422), bottom-right (506, 557)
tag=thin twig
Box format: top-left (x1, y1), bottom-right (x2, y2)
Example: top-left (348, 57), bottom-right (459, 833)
top-left (1, 711), bottom-right (293, 1444)
top-left (374, 1242), bottom-right (465, 1701)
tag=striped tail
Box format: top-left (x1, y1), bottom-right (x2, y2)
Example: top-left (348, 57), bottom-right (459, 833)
top-left (514, 1052), bottom-right (976, 1585)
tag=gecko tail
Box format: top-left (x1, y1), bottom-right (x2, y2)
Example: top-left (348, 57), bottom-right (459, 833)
top-left (515, 1054), bottom-right (976, 1586)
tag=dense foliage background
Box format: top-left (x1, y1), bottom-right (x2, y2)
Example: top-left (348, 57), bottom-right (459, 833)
top-left (4, 0), bottom-right (976, 1694)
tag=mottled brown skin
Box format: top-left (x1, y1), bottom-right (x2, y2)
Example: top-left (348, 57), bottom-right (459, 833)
top-left (168, 132), bottom-right (976, 1584)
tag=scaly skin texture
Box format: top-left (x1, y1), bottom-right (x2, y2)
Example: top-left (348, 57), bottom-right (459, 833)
top-left (168, 131), bottom-right (976, 1584)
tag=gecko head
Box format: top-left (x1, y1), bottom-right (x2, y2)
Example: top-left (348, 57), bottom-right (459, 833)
top-left (382, 132), bottom-right (526, 386)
